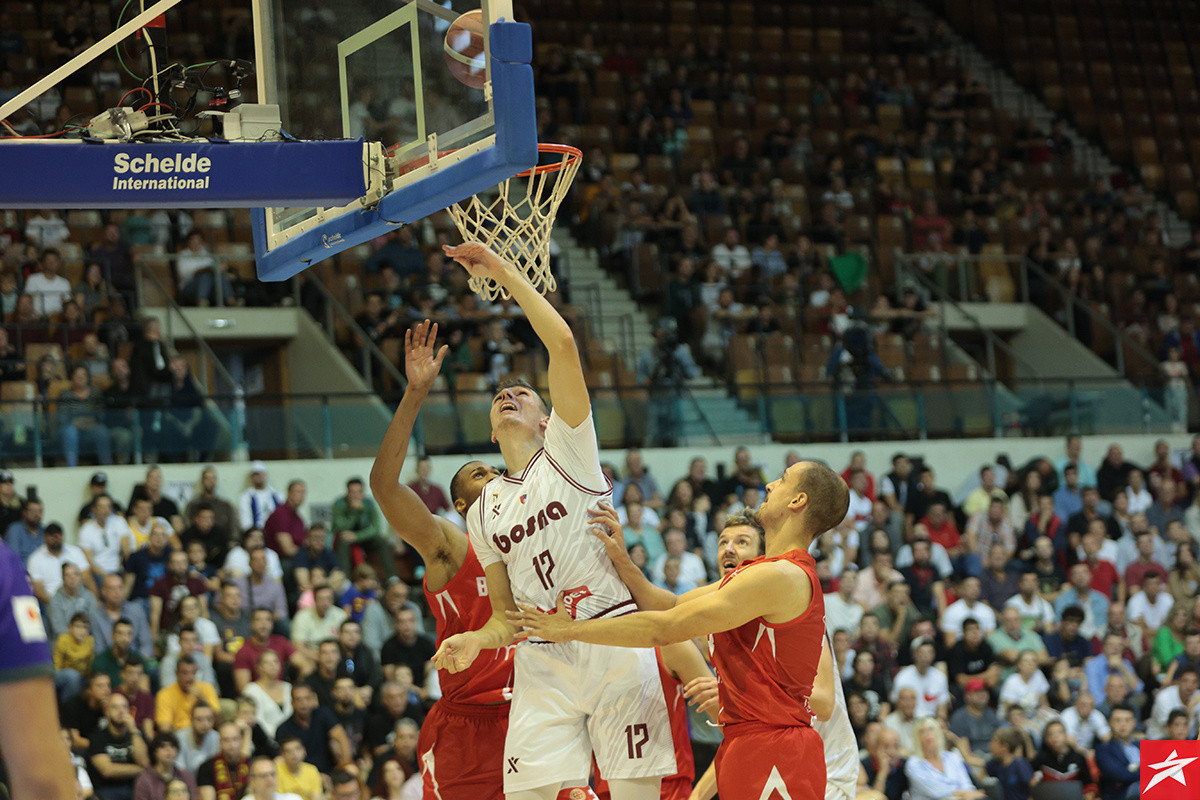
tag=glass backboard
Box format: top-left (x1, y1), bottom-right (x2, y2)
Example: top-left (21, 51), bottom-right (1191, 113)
top-left (250, 0), bottom-right (537, 281)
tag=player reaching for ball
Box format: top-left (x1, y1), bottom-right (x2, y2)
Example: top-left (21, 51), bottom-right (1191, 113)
top-left (508, 461), bottom-right (850, 800)
top-left (369, 319), bottom-right (596, 800)
top-left (586, 508), bottom-right (857, 800)
top-left (432, 241), bottom-right (675, 800)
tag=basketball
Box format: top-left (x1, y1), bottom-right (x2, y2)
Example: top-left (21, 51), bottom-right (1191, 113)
top-left (444, 9), bottom-right (487, 89)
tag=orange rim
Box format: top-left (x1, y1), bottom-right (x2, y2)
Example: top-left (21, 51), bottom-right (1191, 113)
top-left (515, 143), bottom-right (583, 177)
top-left (392, 142), bottom-right (581, 177)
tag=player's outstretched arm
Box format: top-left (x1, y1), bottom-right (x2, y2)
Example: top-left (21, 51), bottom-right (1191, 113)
top-left (433, 561), bottom-right (520, 673)
top-left (509, 557), bottom-right (811, 648)
top-left (369, 321), bottom-right (466, 579)
top-left (444, 242), bottom-right (590, 426)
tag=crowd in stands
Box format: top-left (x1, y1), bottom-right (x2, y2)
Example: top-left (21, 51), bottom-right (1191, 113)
top-left (7, 1), bottom-right (1200, 442)
top-left (528, 6), bottom-right (1200, 403)
top-left (0, 434), bottom-right (1198, 799)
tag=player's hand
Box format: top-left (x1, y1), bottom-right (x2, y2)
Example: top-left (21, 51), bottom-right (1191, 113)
top-left (506, 594), bottom-right (577, 642)
top-left (589, 503), bottom-right (628, 563)
top-left (683, 676), bottom-right (720, 717)
top-left (404, 319), bottom-right (448, 389)
top-left (433, 633), bottom-right (482, 674)
top-left (443, 242), bottom-right (515, 283)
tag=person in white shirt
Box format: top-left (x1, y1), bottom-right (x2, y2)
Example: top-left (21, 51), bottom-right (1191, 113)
top-left (289, 585), bottom-right (349, 661)
top-left (223, 528), bottom-right (285, 580)
top-left (1124, 469), bottom-right (1153, 514)
top-left (998, 650), bottom-right (1051, 716)
top-left (895, 529), bottom-right (954, 577)
top-left (1004, 571), bottom-right (1057, 633)
top-left (239, 462), bottom-right (284, 531)
top-left (1147, 666), bottom-right (1200, 739)
top-left (78, 495), bottom-right (134, 576)
top-left (844, 471), bottom-right (873, 534)
top-left (709, 227), bottom-right (751, 277)
top-left (1059, 690), bottom-right (1109, 750)
top-left (940, 576), bottom-right (997, 645)
top-left (824, 568), bottom-right (864, 638)
top-left (22, 249), bottom-right (73, 316)
top-left (905, 718), bottom-right (985, 800)
top-left (24, 210), bottom-right (69, 248)
top-left (649, 529), bottom-right (707, 587)
top-left (27, 523), bottom-right (93, 601)
top-left (891, 639), bottom-right (949, 719)
top-left (883, 688), bottom-right (919, 757)
top-left (1126, 573), bottom-right (1174, 635)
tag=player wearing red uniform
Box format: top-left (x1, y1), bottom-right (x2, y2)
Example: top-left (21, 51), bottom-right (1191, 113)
top-left (509, 462), bottom-right (850, 800)
top-left (370, 321), bottom-right (591, 800)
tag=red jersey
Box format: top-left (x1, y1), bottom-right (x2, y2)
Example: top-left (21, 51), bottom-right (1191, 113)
top-left (423, 541), bottom-right (513, 705)
top-left (710, 549), bottom-right (825, 729)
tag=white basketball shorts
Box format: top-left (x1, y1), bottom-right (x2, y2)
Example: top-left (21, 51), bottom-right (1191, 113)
top-left (502, 640), bottom-right (674, 792)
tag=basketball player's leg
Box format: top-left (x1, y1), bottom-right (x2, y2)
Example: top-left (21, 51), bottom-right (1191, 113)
top-left (585, 646), bottom-right (674, 800)
top-left (505, 646), bottom-right (593, 796)
top-left (508, 785), bottom-right (564, 800)
top-left (604, 778), bottom-right (661, 800)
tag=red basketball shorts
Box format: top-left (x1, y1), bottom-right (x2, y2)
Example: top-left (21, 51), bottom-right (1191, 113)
top-left (415, 698), bottom-right (605, 800)
top-left (714, 724), bottom-right (826, 800)
top-left (418, 699), bottom-right (509, 800)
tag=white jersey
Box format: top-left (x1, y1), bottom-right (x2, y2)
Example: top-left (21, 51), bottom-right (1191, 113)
top-left (813, 630), bottom-right (858, 800)
top-left (471, 411), bottom-right (633, 626)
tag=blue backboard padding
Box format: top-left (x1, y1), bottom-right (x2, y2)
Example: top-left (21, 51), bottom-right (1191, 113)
top-left (253, 20), bottom-right (538, 282)
top-left (0, 140), bottom-right (366, 209)
top-left (490, 18), bottom-right (532, 64)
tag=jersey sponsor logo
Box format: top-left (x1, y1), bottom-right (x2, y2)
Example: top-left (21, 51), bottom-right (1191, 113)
top-left (491, 501), bottom-right (568, 554)
top-left (506, 757), bottom-right (520, 774)
top-left (560, 585), bottom-right (593, 619)
top-left (12, 595), bottom-right (46, 642)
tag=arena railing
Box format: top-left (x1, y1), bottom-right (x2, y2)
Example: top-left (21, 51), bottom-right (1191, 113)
top-left (0, 375), bottom-right (1179, 467)
top-left (893, 252), bottom-right (1162, 384)
top-left (134, 260), bottom-right (247, 460)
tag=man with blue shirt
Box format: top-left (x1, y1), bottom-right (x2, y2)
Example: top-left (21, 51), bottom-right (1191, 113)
top-left (1085, 633), bottom-right (1143, 702)
top-left (1054, 435), bottom-right (1097, 488)
top-left (3, 498), bottom-right (43, 565)
top-left (1052, 465), bottom-right (1084, 523)
top-left (1095, 705), bottom-right (1139, 800)
top-left (1053, 563), bottom-right (1110, 639)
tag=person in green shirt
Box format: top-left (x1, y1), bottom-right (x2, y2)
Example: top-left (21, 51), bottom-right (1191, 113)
top-left (871, 579), bottom-right (922, 645)
top-left (330, 477), bottom-right (394, 579)
top-left (1151, 603), bottom-right (1189, 676)
top-left (989, 606), bottom-right (1051, 681)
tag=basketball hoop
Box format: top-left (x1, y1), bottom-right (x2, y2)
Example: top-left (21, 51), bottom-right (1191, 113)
top-left (448, 143), bottom-right (582, 300)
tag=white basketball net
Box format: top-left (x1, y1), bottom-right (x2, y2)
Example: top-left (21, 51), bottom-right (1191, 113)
top-left (449, 145), bottom-right (581, 300)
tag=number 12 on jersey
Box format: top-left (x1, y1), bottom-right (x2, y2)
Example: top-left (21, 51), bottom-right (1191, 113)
top-left (533, 549), bottom-right (556, 590)
top-left (625, 724), bottom-right (648, 759)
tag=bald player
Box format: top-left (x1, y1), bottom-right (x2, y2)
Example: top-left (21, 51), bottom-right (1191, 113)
top-left (509, 462), bottom-right (850, 800)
